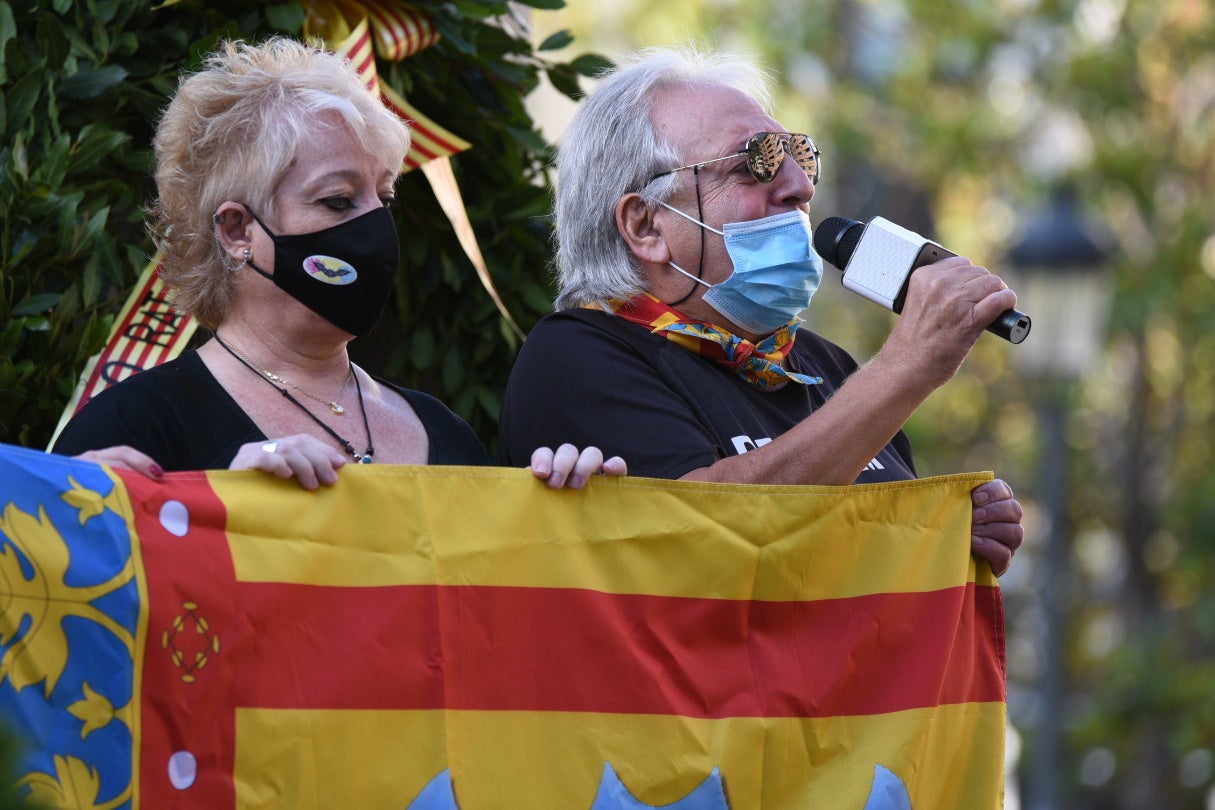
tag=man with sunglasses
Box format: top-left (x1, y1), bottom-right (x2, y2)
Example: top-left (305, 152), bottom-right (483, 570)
top-left (499, 46), bottom-right (1022, 576)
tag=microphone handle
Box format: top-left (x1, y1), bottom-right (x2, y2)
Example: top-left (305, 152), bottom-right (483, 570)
top-left (909, 243), bottom-right (1032, 345)
top-left (988, 308), bottom-right (1031, 344)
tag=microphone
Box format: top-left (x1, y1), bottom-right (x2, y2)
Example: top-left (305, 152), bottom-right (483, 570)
top-left (813, 216), bottom-right (1031, 345)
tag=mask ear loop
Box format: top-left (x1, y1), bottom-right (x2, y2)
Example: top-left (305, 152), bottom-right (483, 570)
top-left (667, 165), bottom-right (708, 307)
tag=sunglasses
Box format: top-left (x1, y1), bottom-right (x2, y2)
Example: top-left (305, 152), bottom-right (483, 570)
top-left (651, 132), bottom-right (821, 186)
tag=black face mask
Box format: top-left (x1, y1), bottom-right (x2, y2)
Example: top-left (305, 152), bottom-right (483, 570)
top-left (247, 206), bottom-right (399, 337)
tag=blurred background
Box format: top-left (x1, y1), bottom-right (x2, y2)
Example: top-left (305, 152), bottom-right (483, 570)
top-left (2, 0), bottom-right (1212, 807)
top-left (525, 1), bottom-right (1215, 807)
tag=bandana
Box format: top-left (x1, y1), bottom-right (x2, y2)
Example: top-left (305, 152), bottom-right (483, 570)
top-left (590, 293), bottom-right (823, 390)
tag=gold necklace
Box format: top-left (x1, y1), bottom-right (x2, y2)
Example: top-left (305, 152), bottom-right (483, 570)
top-left (215, 334), bottom-right (374, 463)
top-left (215, 337), bottom-right (352, 415)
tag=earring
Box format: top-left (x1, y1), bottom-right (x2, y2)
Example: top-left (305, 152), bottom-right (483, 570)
top-left (226, 248), bottom-right (252, 274)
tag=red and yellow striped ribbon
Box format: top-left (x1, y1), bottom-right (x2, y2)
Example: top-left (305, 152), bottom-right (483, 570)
top-left (305, 0), bottom-right (471, 170)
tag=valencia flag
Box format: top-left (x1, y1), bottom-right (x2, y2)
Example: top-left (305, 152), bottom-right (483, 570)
top-left (0, 444), bottom-right (1006, 808)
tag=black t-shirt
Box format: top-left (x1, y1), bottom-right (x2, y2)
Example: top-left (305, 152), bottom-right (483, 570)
top-left (52, 350), bottom-right (491, 469)
top-left (499, 308), bottom-right (916, 482)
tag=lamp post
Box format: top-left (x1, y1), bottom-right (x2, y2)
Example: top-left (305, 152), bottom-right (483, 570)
top-left (1006, 186), bottom-right (1114, 810)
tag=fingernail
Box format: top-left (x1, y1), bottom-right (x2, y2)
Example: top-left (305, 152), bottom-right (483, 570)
top-left (150, 464), bottom-right (165, 479)
top-left (548, 473), bottom-right (564, 488)
top-left (568, 474), bottom-right (585, 489)
top-left (973, 507), bottom-right (987, 521)
top-left (974, 490), bottom-right (990, 505)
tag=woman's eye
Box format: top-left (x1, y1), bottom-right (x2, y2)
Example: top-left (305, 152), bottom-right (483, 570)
top-left (321, 196), bottom-right (355, 211)
top-left (380, 197), bottom-right (398, 209)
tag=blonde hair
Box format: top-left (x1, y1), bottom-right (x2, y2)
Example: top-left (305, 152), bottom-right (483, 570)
top-left (150, 37), bottom-right (411, 327)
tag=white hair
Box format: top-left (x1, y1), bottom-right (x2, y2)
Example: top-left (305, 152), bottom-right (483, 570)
top-left (552, 46), bottom-right (773, 310)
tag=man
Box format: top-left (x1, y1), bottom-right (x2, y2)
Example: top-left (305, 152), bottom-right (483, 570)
top-left (500, 47), bottom-right (1022, 573)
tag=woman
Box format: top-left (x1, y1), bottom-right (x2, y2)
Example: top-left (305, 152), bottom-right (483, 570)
top-left (54, 37), bottom-right (622, 490)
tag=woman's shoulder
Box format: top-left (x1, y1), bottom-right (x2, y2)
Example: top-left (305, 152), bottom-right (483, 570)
top-left (51, 350), bottom-right (235, 463)
top-left (68, 351), bottom-right (214, 414)
top-left (376, 380), bottom-right (491, 465)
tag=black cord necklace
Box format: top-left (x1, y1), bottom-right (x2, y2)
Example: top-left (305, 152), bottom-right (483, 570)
top-left (214, 334), bottom-right (375, 463)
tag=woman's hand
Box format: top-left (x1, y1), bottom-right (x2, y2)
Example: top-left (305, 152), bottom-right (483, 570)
top-left (970, 478), bottom-right (1025, 576)
top-left (529, 444), bottom-right (627, 489)
top-left (230, 434), bottom-right (348, 490)
top-left (75, 446), bottom-right (165, 480)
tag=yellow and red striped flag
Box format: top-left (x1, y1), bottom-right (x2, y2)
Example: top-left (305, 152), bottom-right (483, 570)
top-left (0, 444), bottom-right (1006, 808)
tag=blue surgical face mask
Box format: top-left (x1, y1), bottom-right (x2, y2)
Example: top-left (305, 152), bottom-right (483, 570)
top-left (660, 206), bottom-right (824, 335)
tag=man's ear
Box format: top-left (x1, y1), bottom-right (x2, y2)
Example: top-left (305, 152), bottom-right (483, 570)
top-left (616, 193), bottom-right (670, 266)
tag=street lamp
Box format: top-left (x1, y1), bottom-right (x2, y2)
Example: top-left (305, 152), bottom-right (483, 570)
top-left (1008, 186), bottom-right (1114, 380)
top-left (1005, 185), bottom-right (1114, 810)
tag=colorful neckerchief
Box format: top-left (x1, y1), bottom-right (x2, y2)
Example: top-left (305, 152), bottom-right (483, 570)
top-left (590, 293), bottom-right (823, 390)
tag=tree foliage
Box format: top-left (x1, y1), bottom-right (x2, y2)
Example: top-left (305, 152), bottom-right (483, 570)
top-left (0, 0), bottom-right (605, 451)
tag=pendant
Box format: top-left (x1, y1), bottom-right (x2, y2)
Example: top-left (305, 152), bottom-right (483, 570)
top-left (329, 402), bottom-right (345, 415)
top-left (358, 455), bottom-right (373, 464)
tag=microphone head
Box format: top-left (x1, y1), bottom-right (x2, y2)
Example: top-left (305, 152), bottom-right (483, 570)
top-left (814, 216), bottom-right (865, 271)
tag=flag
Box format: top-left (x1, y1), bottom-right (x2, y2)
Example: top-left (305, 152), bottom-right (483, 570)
top-left (0, 444), bottom-right (1006, 808)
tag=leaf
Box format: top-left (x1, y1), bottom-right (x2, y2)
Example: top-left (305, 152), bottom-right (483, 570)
top-left (57, 65), bottom-right (128, 100)
top-left (520, 280), bottom-right (554, 314)
top-left (448, 0), bottom-right (503, 19)
top-left (512, 0), bottom-right (565, 9)
top-left (73, 206), bottom-right (110, 256)
top-left (570, 52), bottom-right (613, 77)
top-left (82, 261), bottom-right (101, 307)
top-left (35, 10), bottom-right (71, 70)
top-left (442, 346), bottom-right (464, 391)
top-left (545, 64), bottom-right (582, 100)
top-left (473, 385), bottom-right (500, 419)
top-left (34, 133), bottom-right (71, 189)
top-left (537, 29), bottom-right (573, 52)
top-left (409, 327), bottom-right (435, 370)
top-left (4, 70), bottom-right (42, 136)
top-left (12, 293), bottom-right (60, 316)
top-left (69, 125), bottom-right (130, 174)
top-left (0, 3), bottom-right (15, 78)
top-left (265, 3), bottom-right (306, 33)
top-left (56, 191), bottom-right (83, 256)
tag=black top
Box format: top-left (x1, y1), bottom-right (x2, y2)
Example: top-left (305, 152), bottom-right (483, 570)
top-left (52, 350), bottom-right (491, 469)
top-left (499, 308), bottom-right (916, 482)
